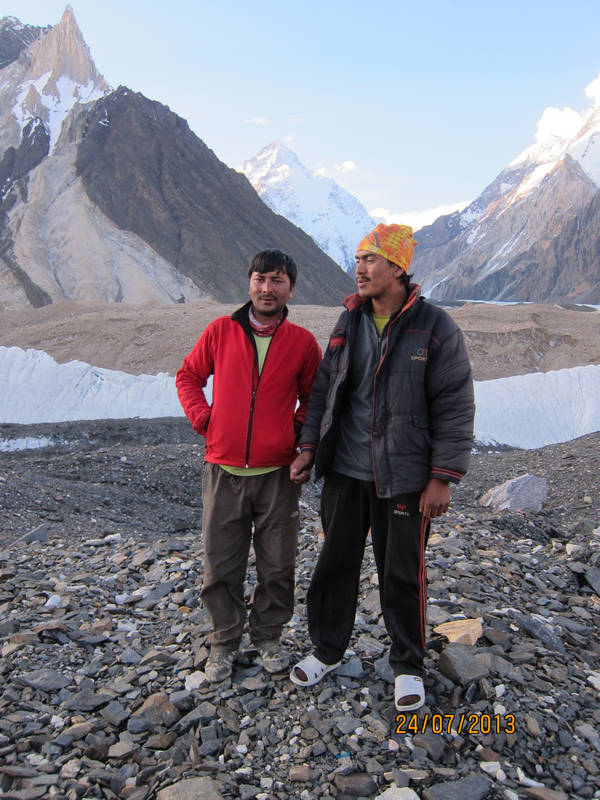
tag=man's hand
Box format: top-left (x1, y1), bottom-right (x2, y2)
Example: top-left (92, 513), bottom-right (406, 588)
top-left (290, 451), bottom-right (314, 484)
top-left (419, 478), bottom-right (450, 519)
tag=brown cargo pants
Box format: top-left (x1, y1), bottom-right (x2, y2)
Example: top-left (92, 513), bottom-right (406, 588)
top-left (200, 462), bottom-right (301, 647)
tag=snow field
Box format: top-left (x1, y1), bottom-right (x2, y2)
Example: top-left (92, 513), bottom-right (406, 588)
top-left (1, 346), bottom-right (599, 450)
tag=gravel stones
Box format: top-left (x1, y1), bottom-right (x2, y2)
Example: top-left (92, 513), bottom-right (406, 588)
top-left (0, 420), bottom-right (599, 798)
top-left (422, 773), bottom-right (491, 799)
top-left (334, 771), bottom-right (378, 795)
top-left (14, 668), bottom-right (71, 692)
top-left (480, 474), bottom-right (549, 512)
top-left (156, 776), bottom-right (223, 799)
top-left (437, 644), bottom-right (489, 685)
top-left (433, 618), bottom-right (483, 646)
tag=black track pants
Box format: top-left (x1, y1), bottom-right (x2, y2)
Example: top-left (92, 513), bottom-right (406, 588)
top-left (307, 471), bottom-right (430, 676)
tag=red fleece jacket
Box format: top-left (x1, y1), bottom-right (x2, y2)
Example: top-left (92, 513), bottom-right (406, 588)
top-left (175, 304), bottom-right (322, 468)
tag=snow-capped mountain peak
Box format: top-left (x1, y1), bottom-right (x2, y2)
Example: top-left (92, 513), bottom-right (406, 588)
top-left (510, 106), bottom-right (584, 170)
top-left (240, 141), bottom-right (374, 272)
top-left (0, 6), bottom-right (109, 152)
top-left (245, 141), bottom-right (304, 184)
top-left (412, 71), bottom-right (600, 304)
top-left (498, 72), bottom-right (600, 204)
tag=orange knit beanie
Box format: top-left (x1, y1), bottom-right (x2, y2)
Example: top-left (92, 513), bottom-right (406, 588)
top-left (357, 223), bottom-right (417, 272)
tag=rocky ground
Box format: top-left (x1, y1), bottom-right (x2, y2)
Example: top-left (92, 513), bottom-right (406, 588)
top-left (0, 419), bottom-right (599, 800)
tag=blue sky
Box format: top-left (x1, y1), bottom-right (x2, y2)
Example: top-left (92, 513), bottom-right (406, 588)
top-left (6, 0), bottom-right (600, 225)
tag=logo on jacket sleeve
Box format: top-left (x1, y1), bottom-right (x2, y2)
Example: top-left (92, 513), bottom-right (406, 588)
top-left (411, 347), bottom-right (428, 362)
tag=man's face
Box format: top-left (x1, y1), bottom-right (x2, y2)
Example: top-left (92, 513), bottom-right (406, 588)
top-left (249, 269), bottom-right (294, 322)
top-left (355, 250), bottom-right (402, 299)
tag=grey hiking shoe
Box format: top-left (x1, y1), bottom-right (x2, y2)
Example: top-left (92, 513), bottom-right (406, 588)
top-left (256, 639), bottom-right (290, 674)
top-left (205, 646), bottom-right (237, 682)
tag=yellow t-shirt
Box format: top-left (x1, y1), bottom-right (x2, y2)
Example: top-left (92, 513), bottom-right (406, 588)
top-left (372, 314), bottom-right (390, 336)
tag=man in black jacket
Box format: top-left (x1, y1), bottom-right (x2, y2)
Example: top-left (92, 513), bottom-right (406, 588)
top-left (288, 223), bottom-right (475, 710)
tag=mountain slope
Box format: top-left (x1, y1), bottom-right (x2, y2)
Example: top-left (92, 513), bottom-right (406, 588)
top-left (7, 108), bottom-right (203, 308)
top-left (0, 9), bottom-right (353, 309)
top-left (0, 15), bottom-right (50, 70)
top-left (74, 90), bottom-right (354, 304)
top-left (240, 142), bottom-right (374, 272)
top-left (412, 75), bottom-right (600, 303)
top-left (499, 186), bottom-right (600, 304)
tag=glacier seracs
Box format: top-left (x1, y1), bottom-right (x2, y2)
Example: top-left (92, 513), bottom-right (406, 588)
top-left (1, 346), bottom-right (599, 451)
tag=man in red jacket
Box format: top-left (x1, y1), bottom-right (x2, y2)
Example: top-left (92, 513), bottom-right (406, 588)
top-left (176, 250), bottom-right (321, 682)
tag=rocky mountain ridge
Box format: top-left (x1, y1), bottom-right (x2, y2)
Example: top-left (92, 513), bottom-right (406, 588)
top-left (412, 76), bottom-right (600, 304)
top-left (0, 6), bottom-right (108, 154)
top-left (73, 90), bottom-right (353, 305)
top-left (0, 9), bottom-right (353, 310)
top-left (239, 81), bottom-right (600, 304)
top-left (0, 15), bottom-right (49, 70)
top-left (240, 142), bottom-right (375, 273)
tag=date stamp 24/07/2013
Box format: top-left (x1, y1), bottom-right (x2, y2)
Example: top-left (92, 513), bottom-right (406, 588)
top-left (395, 713), bottom-right (516, 736)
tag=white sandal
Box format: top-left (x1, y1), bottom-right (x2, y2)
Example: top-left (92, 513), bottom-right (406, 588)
top-left (394, 674), bottom-right (425, 711)
top-left (289, 653), bottom-right (341, 686)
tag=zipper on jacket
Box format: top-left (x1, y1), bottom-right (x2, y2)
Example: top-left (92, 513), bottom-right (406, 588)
top-left (244, 384), bottom-right (257, 467)
top-left (370, 291), bottom-right (418, 493)
top-left (243, 324), bottom-right (279, 467)
top-left (370, 318), bottom-right (394, 487)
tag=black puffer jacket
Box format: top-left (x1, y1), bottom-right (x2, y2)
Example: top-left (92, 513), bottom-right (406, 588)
top-left (299, 288), bottom-right (475, 498)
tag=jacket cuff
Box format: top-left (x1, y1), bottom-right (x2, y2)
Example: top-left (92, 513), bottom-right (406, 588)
top-left (430, 467), bottom-right (463, 484)
top-left (299, 443), bottom-right (316, 452)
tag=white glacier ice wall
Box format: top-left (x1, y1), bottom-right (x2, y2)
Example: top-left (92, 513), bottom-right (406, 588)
top-left (0, 347), bottom-right (187, 423)
top-left (474, 365), bottom-right (600, 448)
top-left (0, 346), bottom-right (598, 450)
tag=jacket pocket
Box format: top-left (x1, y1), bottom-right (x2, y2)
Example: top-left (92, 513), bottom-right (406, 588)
top-left (412, 414), bottom-right (429, 431)
top-left (387, 413), bottom-right (430, 455)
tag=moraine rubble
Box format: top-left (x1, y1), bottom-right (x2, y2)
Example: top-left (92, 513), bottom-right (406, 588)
top-left (0, 419), bottom-right (599, 800)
